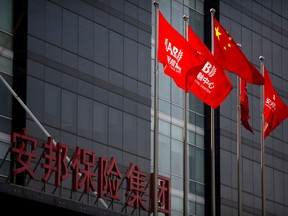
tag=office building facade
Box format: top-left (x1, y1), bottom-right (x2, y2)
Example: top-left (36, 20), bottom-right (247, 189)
top-left (0, 0), bottom-right (288, 215)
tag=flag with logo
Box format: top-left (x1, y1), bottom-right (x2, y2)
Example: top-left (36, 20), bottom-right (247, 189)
top-left (213, 18), bottom-right (264, 85)
top-left (158, 11), bottom-right (206, 92)
top-left (263, 66), bottom-right (288, 138)
top-left (187, 25), bottom-right (232, 108)
top-left (240, 78), bottom-right (254, 133)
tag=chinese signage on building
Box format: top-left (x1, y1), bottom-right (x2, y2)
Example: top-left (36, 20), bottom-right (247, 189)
top-left (9, 128), bottom-right (170, 215)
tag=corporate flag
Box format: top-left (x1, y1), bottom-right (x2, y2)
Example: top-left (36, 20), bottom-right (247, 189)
top-left (157, 11), bottom-right (206, 92)
top-left (263, 66), bottom-right (288, 138)
top-left (213, 18), bottom-right (264, 85)
top-left (240, 78), bottom-right (254, 133)
top-left (187, 25), bottom-right (232, 109)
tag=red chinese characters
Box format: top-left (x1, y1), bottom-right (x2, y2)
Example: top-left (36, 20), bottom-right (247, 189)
top-left (9, 129), bottom-right (171, 214)
top-left (70, 147), bottom-right (96, 193)
top-left (41, 137), bottom-right (69, 187)
top-left (10, 128), bottom-right (37, 178)
top-left (125, 163), bottom-right (148, 210)
top-left (98, 157), bottom-right (122, 200)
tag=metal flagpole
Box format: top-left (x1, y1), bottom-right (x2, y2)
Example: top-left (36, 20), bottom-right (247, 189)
top-left (237, 44), bottom-right (242, 216)
top-left (210, 8), bottom-right (216, 216)
top-left (153, 1), bottom-right (159, 215)
top-left (259, 56), bottom-right (265, 216)
top-left (183, 15), bottom-right (189, 216)
top-left (0, 73), bottom-right (109, 208)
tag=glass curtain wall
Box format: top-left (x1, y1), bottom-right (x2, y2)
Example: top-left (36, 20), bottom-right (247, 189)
top-left (151, 0), bottom-right (205, 215)
top-left (0, 0), bottom-right (13, 180)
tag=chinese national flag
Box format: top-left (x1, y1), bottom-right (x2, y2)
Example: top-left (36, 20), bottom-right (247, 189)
top-left (187, 25), bottom-right (232, 108)
top-left (157, 11), bottom-right (205, 92)
top-left (263, 66), bottom-right (288, 138)
top-left (213, 18), bottom-right (264, 85)
top-left (240, 78), bottom-right (254, 133)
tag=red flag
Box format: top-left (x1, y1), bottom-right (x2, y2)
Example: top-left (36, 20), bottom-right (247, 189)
top-left (187, 25), bottom-right (232, 108)
top-left (240, 78), bottom-right (254, 133)
top-left (264, 66), bottom-right (288, 138)
top-left (213, 18), bottom-right (264, 85)
top-left (157, 11), bottom-right (205, 92)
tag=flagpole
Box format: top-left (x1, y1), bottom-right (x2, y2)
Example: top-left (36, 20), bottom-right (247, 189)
top-left (183, 14), bottom-right (189, 216)
top-left (237, 44), bottom-right (242, 216)
top-left (153, 1), bottom-right (159, 216)
top-left (210, 8), bottom-right (216, 216)
top-left (259, 56), bottom-right (265, 216)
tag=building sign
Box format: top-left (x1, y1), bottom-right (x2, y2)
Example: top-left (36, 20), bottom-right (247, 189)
top-left (9, 128), bottom-right (170, 215)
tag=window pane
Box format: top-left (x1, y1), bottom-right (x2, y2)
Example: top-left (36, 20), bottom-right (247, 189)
top-left (44, 84), bottom-right (60, 127)
top-left (77, 96), bottom-right (93, 139)
top-left (0, 0), bottom-right (13, 32)
top-left (61, 90), bottom-right (77, 133)
top-left (171, 139), bottom-right (183, 176)
top-left (158, 134), bottom-right (170, 172)
top-left (93, 101), bottom-right (108, 144)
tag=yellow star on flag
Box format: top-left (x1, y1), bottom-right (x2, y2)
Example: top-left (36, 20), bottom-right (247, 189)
top-left (215, 26), bottom-right (221, 40)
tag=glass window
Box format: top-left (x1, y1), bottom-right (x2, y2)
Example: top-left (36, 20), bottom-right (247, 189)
top-left (123, 113), bottom-right (137, 154)
top-left (93, 101), bottom-right (108, 144)
top-left (62, 50), bottom-right (78, 70)
top-left (61, 73), bottom-right (77, 92)
top-left (61, 90), bottom-right (77, 133)
top-left (0, 55), bottom-right (12, 75)
top-left (188, 93), bottom-right (203, 115)
top-left (196, 203), bottom-right (205, 216)
top-left (94, 63), bottom-right (108, 83)
top-left (189, 201), bottom-right (196, 215)
top-left (0, 74), bottom-right (12, 117)
top-left (0, 31), bottom-right (12, 49)
top-left (28, 59), bottom-right (44, 79)
top-left (78, 56), bottom-right (93, 77)
top-left (45, 66), bottom-right (61, 86)
top-left (138, 43), bottom-right (151, 83)
top-left (79, 17), bottom-right (94, 60)
top-left (196, 183), bottom-right (204, 197)
top-left (109, 69), bottom-right (123, 90)
top-left (109, 31), bottom-right (123, 72)
top-left (63, 9), bottom-right (78, 53)
top-left (159, 120), bottom-right (170, 136)
top-left (45, 43), bottom-right (61, 63)
top-left (27, 77), bottom-right (44, 121)
top-left (171, 139), bottom-right (183, 176)
top-left (171, 125), bottom-right (182, 140)
top-left (77, 96), bottom-right (93, 139)
top-left (171, 175), bottom-right (183, 190)
top-left (196, 133), bottom-right (204, 148)
top-left (108, 107), bottom-right (123, 148)
top-left (44, 83), bottom-right (60, 127)
top-left (195, 114), bottom-right (204, 128)
top-left (124, 22), bottom-right (137, 41)
top-left (124, 37), bottom-right (137, 79)
top-left (158, 134), bottom-right (170, 172)
top-left (110, 16), bottom-right (123, 34)
top-left (159, 99), bottom-right (170, 116)
top-left (188, 131), bottom-right (195, 145)
top-left (171, 82), bottom-right (183, 106)
top-left (46, 2), bottom-right (61, 46)
top-left (28, 0), bottom-right (45, 38)
top-left (171, 0), bottom-right (183, 33)
top-left (159, 65), bottom-right (171, 100)
top-left (171, 196), bottom-right (183, 212)
top-left (94, 85), bottom-right (108, 106)
top-left (78, 79), bottom-right (93, 98)
top-left (0, 0), bottom-right (12, 32)
top-left (171, 104), bottom-right (183, 120)
top-left (137, 118), bottom-right (150, 158)
top-left (94, 24), bottom-right (108, 66)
